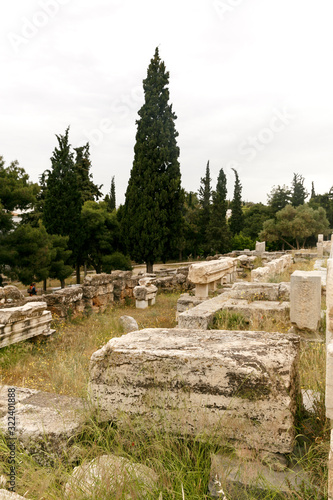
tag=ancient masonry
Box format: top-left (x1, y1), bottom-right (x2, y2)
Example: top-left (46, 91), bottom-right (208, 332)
top-left (0, 302), bottom-right (54, 349)
top-left (89, 328), bottom-right (300, 454)
top-left (251, 254), bottom-right (292, 282)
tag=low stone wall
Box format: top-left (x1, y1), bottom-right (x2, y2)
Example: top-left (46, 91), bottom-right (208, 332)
top-left (251, 254), bottom-right (292, 282)
top-left (0, 302), bottom-right (54, 348)
top-left (89, 328), bottom-right (300, 454)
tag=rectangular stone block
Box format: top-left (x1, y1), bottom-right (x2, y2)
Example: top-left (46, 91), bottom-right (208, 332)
top-left (89, 328), bottom-right (300, 454)
top-left (290, 271), bottom-right (321, 331)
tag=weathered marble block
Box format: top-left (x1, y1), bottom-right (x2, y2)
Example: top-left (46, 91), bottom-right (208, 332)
top-left (0, 303), bottom-right (54, 348)
top-left (290, 271), bottom-right (321, 331)
top-left (89, 328), bottom-right (300, 454)
top-left (188, 259), bottom-right (237, 299)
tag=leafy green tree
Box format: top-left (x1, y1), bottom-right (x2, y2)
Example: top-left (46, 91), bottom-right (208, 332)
top-left (309, 189), bottom-right (333, 227)
top-left (229, 168), bottom-right (244, 235)
top-left (0, 156), bottom-right (39, 234)
top-left (242, 203), bottom-right (272, 240)
top-left (104, 176), bottom-right (116, 212)
top-left (260, 204), bottom-right (329, 249)
top-left (267, 185), bottom-right (291, 214)
top-left (290, 173), bottom-right (308, 207)
top-left (206, 168), bottom-right (230, 254)
top-left (122, 48), bottom-right (183, 272)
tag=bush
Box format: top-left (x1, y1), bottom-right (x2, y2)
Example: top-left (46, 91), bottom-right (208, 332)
top-left (231, 232), bottom-right (255, 251)
top-left (102, 252), bottom-right (132, 272)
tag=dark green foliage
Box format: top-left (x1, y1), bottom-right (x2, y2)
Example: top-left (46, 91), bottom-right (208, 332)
top-left (80, 200), bottom-right (120, 273)
top-left (122, 48), bottom-right (183, 272)
top-left (291, 172), bottom-right (308, 207)
top-left (267, 184), bottom-right (291, 214)
top-left (308, 188), bottom-right (333, 227)
top-left (0, 156), bottom-right (39, 234)
top-left (104, 176), bottom-right (116, 212)
top-left (101, 251), bottom-right (132, 272)
top-left (311, 181), bottom-right (316, 199)
top-left (260, 204), bottom-right (330, 250)
top-left (197, 161), bottom-right (212, 254)
top-left (231, 232), bottom-right (255, 251)
top-left (206, 168), bottom-right (231, 254)
top-left (242, 203), bottom-right (272, 240)
top-left (43, 128), bottom-right (83, 238)
top-left (2, 223), bottom-right (53, 285)
top-left (48, 234), bottom-right (73, 285)
top-left (74, 143), bottom-right (102, 202)
top-left (229, 168), bottom-right (244, 235)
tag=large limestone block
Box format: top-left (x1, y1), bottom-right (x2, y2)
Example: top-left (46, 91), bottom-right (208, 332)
top-left (230, 282), bottom-right (289, 302)
top-left (0, 386), bottom-right (87, 466)
top-left (327, 259), bottom-right (333, 343)
top-left (0, 491), bottom-right (31, 499)
top-left (290, 271), bottom-right (321, 331)
top-left (89, 328), bottom-right (300, 454)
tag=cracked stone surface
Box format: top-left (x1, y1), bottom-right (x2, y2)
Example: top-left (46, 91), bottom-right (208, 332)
top-left (89, 328), bottom-right (300, 454)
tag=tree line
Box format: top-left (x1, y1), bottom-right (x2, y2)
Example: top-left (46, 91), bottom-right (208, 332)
top-left (0, 48), bottom-right (331, 286)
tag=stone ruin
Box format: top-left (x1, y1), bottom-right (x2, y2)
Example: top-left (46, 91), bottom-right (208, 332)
top-left (1, 246), bottom-right (331, 497)
top-left (251, 254), bottom-right (292, 282)
top-left (0, 302), bottom-right (54, 349)
top-left (89, 327), bottom-right (300, 455)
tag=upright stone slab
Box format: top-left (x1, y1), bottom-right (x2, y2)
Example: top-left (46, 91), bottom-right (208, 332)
top-left (255, 241), bottom-right (265, 254)
top-left (290, 271), bottom-right (321, 331)
top-left (89, 328), bottom-right (300, 454)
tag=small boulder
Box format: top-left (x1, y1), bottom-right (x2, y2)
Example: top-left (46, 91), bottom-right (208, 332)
top-left (64, 454), bottom-right (159, 499)
top-left (119, 315), bottom-right (139, 333)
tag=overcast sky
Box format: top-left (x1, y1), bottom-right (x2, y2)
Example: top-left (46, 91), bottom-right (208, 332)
top-left (1, 0), bottom-right (332, 205)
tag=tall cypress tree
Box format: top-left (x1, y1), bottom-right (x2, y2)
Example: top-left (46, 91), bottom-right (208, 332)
top-left (207, 167), bottom-right (230, 254)
top-left (74, 144), bottom-right (102, 202)
top-left (122, 48), bottom-right (183, 272)
top-left (290, 173), bottom-right (308, 207)
top-left (43, 128), bottom-right (84, 283)
top-left (197, 161), bottom-right (212, 255)
top-left (229, 168), bottom-right (244, 235)
top-left (105, 176), bottom-right (116, 211)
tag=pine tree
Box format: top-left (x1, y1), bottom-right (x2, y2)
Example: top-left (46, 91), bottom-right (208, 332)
top-left (207, 168), bottom-right (230, 254)
top-left (122, 48), bottom-right (183, 272)
top-left (229, 168), bottom-right (244, 235)
top-left (197, 161), bottom-right (212, 255)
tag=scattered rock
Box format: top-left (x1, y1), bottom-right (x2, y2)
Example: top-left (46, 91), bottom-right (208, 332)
top-left (119, 315), bottom-right (139, 333)
top-left (64, 454), bottom-right (158, 499)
